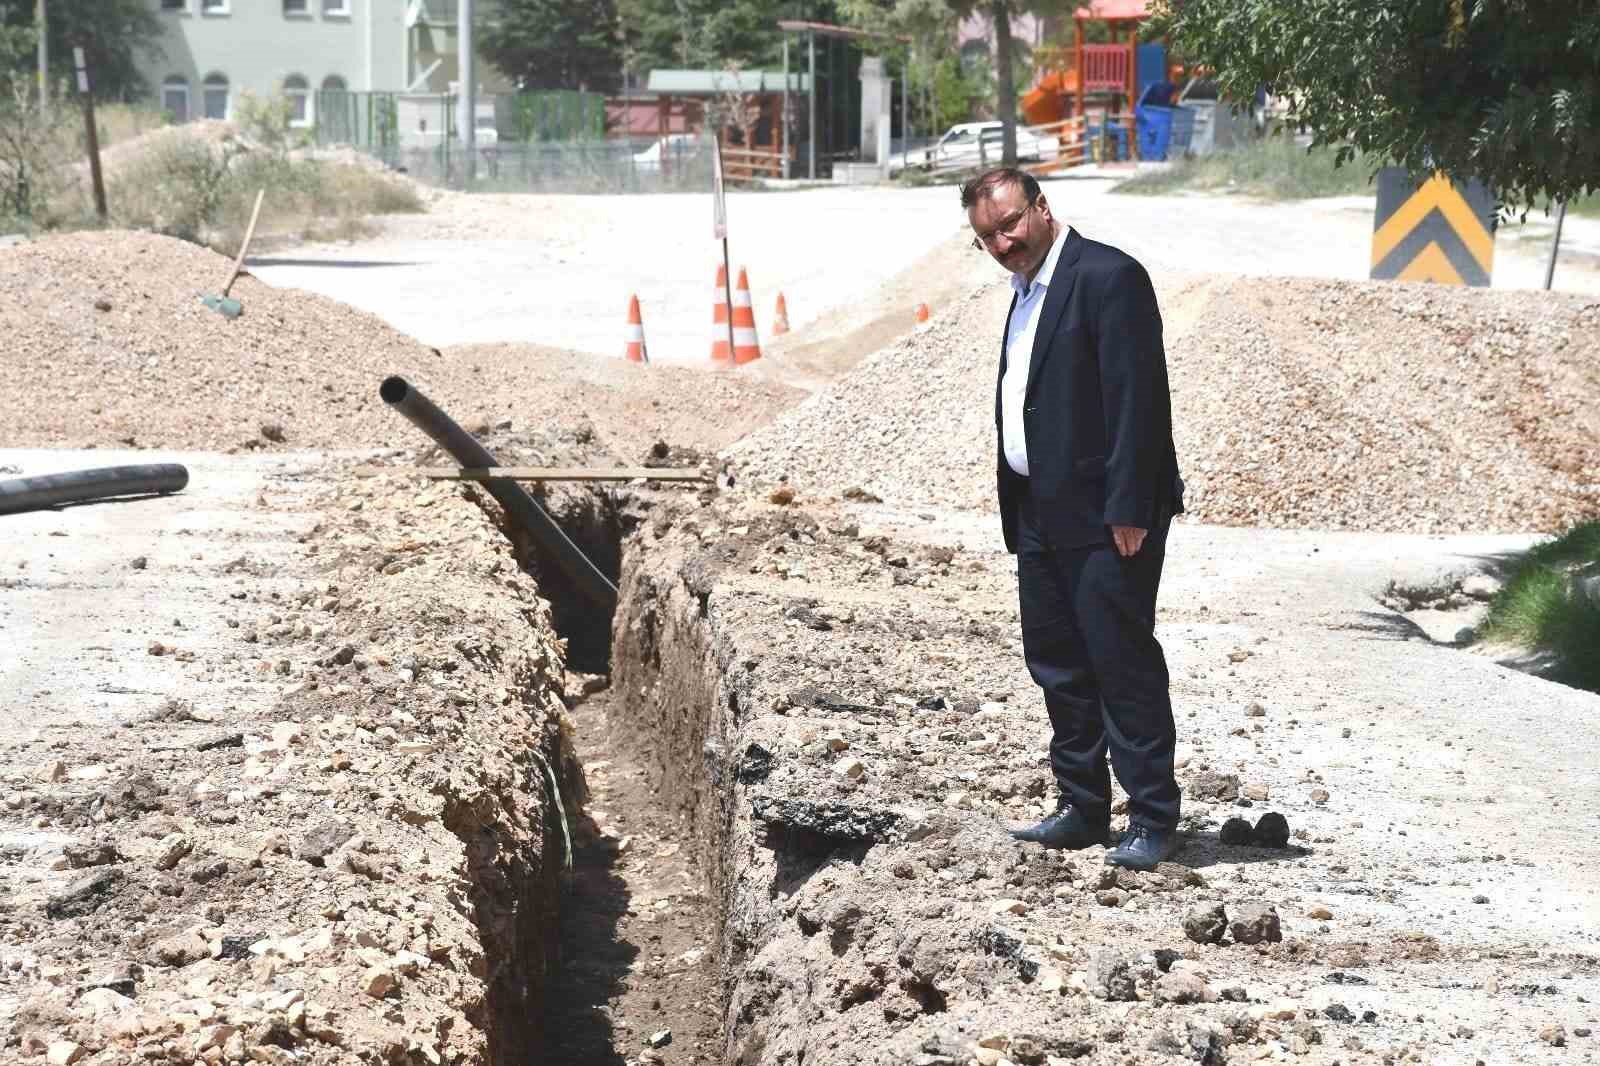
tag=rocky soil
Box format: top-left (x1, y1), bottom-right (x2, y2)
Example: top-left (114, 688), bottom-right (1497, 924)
top-left (7, 204), bottom-right (1600, 1066)
top-left (0, 452), bottom-right (581, 1066)
top-left (607, 484), bottom-right (1600, 1066)
top-left (727, 273), bottom-right (1600, 534)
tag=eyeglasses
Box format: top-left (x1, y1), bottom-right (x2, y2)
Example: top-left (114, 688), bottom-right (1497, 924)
top-left (971, 195), bottom-right (1038, 250)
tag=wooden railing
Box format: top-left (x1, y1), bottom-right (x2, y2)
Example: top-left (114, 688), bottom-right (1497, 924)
top-left (1082, 44), bottom-right (1132, 93)
top-left (720, 144), bottom-right (785, 182)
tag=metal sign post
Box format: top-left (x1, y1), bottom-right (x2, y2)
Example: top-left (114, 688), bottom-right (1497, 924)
top-left (712, 135), bottom-right (735, 362)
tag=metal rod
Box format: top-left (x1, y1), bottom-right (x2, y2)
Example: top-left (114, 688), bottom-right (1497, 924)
top-left (378, 376), bottom-right (618, 613)
top-left (0, 464), bottom-right (188, 515)
top-left (1544, 199), bottom-right (1568, 291)
top-left (808, 31), bottom-right (816, 180)
top-left (458, 0), bottom-right (475, 186)
top-left (781, 35), bottom-right (790, 180)
top-left (721, 235), bottom-right (736, 362)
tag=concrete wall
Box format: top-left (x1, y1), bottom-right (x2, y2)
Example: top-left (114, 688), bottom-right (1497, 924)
top-left (138, 0), bottom-right (408, 121)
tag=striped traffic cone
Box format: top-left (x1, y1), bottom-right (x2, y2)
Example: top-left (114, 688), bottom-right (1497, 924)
top-left (711, 264), bottom-right (733, 365)
top-left (624, 294), bottom-right (648, 363)
top-left (914, 302), bottom-right (930, 323)
top-left (732, 268), bottom-right (762, 365)
top-left (772, 292), bottom-right (790, 336)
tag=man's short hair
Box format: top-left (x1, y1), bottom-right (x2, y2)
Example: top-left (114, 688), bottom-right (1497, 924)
top-left (960, 167), bottom-right (1041, 209)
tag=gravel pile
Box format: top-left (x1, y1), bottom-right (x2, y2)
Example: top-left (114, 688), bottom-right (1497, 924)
top-left (728, 274), bottom-right (1600, 533)
top-left (0, 231), bottom-right (801, 459)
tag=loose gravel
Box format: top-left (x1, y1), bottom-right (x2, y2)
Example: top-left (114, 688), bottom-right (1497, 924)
top-left (0, 231), bottom-right (801, 461)
top-left (727, 273), bottom-right (1600, 533)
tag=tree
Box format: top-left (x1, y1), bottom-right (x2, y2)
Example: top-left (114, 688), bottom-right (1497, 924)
top-left (480, 0), bottom-right (623, 92)
top-left (841, 0), bottom-right (1038, 165)
top-left (1152, 0), bottom-right (1600, 214)
top-left (619, 0), bottom-right (800, 75)
top-left (0, 0), bottom-right (163, 102)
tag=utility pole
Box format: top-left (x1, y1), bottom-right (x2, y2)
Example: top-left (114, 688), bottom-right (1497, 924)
top-left (73, 46), bottom-right (107, 220)
top-left (457, 0), bottom-right (475, 186)
top-left (36, 0), bottom-right (48, 107)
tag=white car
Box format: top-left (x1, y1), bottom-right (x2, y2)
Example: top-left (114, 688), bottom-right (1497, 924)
top-left (896, 121), bottom-right (1060, 174)
top-left (631, 133), bottom-right (701, 171)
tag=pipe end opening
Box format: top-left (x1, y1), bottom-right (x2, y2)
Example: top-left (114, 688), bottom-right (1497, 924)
top-left (379, 376), bottom-right (410, 405)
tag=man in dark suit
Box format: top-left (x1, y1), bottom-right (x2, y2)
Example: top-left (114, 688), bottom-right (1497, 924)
top-left (963, 167), bottom-right (1185, 870)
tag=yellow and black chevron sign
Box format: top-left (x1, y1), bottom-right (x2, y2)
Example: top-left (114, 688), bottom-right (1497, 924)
top-left (1370, 168), bottom-right (1497, 286)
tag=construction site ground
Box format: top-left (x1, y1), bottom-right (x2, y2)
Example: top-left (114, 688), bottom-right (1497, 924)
top-left (2, 174), bottom-right (1598, 1066)
top-left (244, 176), bottom-right (1600, 364)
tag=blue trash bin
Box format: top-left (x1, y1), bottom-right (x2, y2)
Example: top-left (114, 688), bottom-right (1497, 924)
top-left (1136, 107), bottom-right (1173, 160)
top-left (1135, 81), bottom-right (1179, 160)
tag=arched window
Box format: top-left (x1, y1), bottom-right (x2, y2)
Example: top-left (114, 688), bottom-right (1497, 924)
top-left (202, 73), bottom-right (229, 120)
top-left (283, 74), bottom-right (310, 126)
top-left (161, 75), bottom-right (189, 122)
top-left (321, 75), bottom-right (347, 92)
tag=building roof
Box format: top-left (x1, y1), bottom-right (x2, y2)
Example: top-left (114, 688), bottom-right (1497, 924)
top-left (646, 70), bottom-right (811, 95)
top-left (1074, 0), bottom-right (1151, 20)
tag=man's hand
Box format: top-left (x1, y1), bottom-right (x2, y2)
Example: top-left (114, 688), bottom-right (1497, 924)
top-left (1111, 525), bottom-right (1147, 558)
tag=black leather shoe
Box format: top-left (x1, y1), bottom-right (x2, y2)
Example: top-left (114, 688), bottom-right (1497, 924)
top-left (1105, 824), bottom-right (1180, 870)
top-left (1009, 806), bottom-right (1110, 850)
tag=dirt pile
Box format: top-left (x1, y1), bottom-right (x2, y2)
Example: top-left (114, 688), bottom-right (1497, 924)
top-left (727, 274), bottom-right (1600, 534)
top-left (0, 231), bottom-right (802, 461)
top-left (2, 460), bottom-right (578, 1065)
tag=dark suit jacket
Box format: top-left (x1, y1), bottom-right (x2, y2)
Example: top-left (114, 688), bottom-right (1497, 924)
top-left (996, 229), bottom-right (1184, 554)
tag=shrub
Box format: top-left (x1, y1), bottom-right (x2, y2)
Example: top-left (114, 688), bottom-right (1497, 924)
top-left (1479, 521), bottom-right (1600, 692)
top-left (1113, 136), bottom-right (1376, 200)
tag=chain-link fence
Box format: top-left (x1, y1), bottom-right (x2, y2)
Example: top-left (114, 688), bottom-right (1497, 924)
top-left (414, 136), bottom-right (715, 193)
top-left (308, 89), bottom-right (711, 193)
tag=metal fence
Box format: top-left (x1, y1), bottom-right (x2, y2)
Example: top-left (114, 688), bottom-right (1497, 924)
top-left (392, 136), bottom-right (716, 193)
top-left (310, 89), bottom-right (709, 192)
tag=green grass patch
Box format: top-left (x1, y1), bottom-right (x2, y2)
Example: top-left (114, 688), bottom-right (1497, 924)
top-left (1478, 521), bottom-right (1600, 692)
top-left (1112, 137), bottom-right (1376, 200)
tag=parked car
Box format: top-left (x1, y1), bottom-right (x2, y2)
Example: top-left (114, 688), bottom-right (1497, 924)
top-left (631, 133), bottom-right (702, 171)
top-left (893, 121), bottom-right (1060, 175)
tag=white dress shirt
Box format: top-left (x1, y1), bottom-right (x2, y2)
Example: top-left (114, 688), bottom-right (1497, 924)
top-left (1001, 227), bottom-right (1070, 477)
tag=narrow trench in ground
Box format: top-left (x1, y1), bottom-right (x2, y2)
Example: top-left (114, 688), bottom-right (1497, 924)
top-left (520, 487), bottom-right (726, 1064)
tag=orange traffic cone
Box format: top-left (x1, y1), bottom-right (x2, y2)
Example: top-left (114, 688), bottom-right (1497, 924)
top-left (772, 292), bottom-right (790, 336)
top-left (914, 302), bottom-right (930, 323)
top-left (711, 264), bottom-right (733, 365)
top-left (732, 268), bottom-right (762, 365)
top-left (624, 294), bottom-right (648, 363)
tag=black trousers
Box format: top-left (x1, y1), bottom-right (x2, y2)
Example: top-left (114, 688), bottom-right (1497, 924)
top-left (1015, 491), bottom-right (1180, 830)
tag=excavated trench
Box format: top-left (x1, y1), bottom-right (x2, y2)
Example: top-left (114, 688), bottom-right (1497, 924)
top-left (496, 482), bottom-right (736, 1064)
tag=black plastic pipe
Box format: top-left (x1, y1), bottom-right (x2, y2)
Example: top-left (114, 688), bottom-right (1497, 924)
top-left (0, 464), bottom-right (189, 515)
top-left (379, 376), bottom-right (619, 613)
